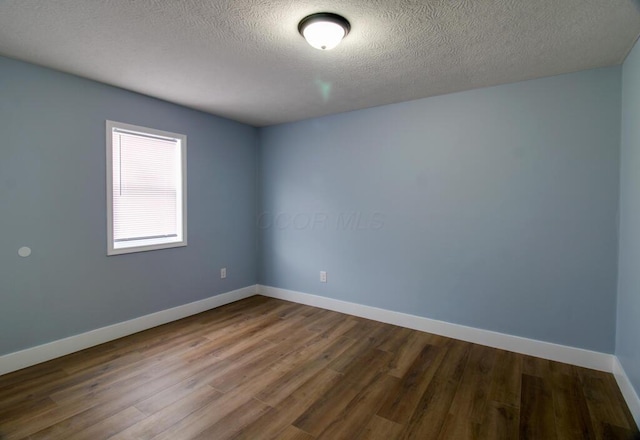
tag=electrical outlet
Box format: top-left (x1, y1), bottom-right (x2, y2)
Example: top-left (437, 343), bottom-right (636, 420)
top-left (221, 267), bottom-right (227, 279)
top-left (320, 271), bottom-right (327, 283)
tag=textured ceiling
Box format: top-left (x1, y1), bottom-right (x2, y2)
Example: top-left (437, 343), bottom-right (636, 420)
top-left (0, 0), bottom-right (639, 127)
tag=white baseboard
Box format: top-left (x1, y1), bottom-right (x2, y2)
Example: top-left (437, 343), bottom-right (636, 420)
top-left (613, 357), bottom-right (640, 427)
top-left (258, 285), bottom-right (614, 373)
top-left (0, 285), bottom-right (258, 376)
top-left (3, 282), bottom-right (638, 426)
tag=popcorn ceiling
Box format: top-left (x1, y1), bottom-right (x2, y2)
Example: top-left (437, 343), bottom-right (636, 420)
top-left (0, 0), bottom-right (638, 126)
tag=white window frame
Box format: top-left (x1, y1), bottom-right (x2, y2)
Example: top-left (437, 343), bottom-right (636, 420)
top-left (106, 120), bottom-right (187, 255)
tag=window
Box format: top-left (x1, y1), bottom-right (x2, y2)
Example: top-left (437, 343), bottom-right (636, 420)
top-left (106, 121), bottom-right (187, 255)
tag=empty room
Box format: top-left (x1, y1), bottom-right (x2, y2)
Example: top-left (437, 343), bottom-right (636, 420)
top-left (1, 0), bottom-right (640, 439)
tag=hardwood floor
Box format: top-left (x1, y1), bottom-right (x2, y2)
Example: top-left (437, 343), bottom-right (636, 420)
top-left (0, 296), bottom-right (637, 439)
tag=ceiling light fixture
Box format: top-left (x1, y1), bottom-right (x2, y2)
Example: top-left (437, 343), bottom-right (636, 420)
top-left (298, 13), bottom-right (350, 51)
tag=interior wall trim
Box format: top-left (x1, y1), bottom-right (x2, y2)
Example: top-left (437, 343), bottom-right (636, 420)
top-left (0, 284), bottom-right (258, 376)
top-left (258, 285), bottom-right (614, 372)
top-left (3, 282), bottom-right (637, 425)
top-left (259, 285), bottom-right (640, 418)
top-left (613, 356), bottom-right (640, 426)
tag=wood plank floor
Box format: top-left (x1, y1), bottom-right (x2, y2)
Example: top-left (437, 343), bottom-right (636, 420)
top-left (0, 296), bottom-right (637, 439)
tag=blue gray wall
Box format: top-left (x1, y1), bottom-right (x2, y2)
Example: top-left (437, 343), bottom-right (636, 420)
top-left (259, 67), bottom-right (622, 353)
top-left (0, 54), bottom-right (627, 359)
top-left (0, 56), bottom-right (258, 356)
top-left (617, 38), bottom-right (640, 396)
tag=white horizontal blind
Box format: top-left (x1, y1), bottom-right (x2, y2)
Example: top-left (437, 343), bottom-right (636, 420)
top-left (111, 129), bottom-right (181, 243)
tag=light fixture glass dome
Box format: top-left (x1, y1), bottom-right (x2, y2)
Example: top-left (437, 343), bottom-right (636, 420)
top-left (298, 13), bottom-right (350, 51)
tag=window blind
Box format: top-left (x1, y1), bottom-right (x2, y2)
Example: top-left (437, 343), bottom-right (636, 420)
top-left (111, 129), bottom-right (181, 243)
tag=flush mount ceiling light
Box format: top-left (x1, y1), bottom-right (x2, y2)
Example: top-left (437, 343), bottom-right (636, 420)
top-left (298, 13), bottom-right (350, 50)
